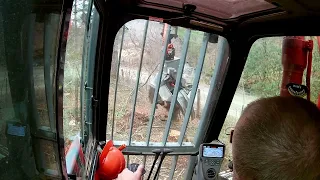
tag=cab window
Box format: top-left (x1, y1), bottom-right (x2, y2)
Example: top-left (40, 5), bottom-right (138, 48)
top-left (0, 0), bottom-right (62, 178)
top-left (108, 19), bottom-right (229, 179)
top-left (218, 36), bottom-right (319, 171)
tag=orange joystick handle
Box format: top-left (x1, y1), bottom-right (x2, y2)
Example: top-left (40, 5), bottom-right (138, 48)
top-left (95, 140), bottom-right (126, 180)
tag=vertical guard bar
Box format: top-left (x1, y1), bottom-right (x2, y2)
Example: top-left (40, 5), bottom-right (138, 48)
top-left (146, 24), bottom-right (171, 145)
top-left (128, 21), bottom-right (149, 145)
top-left (143, 155), bottom-right (146, 170)
top-left (184, 155), bottom-right (197, 179)
top-left (44, 14), bottom-right (62, 175)
top-left (85, 7), bottom-right (99, 142)
top-left (26, 14), bottom-right (39, 132)
top-left (162, 29), bottom-right (191, 144)
top-left (111, 26), bottom-right (125, 140)
top-left (44, 14), bottom-right (55, 130)
top-left (80, 0), bottom-right (94, 142)
top-left (85, 0), bottom-right (94, 30)
top-left (127, 155), bottom-right (130, 167)
top-left (178, 33), bottom-right (209, 144)
top-left (56, 5), bottom-right (73, 178)
top-left (168, 155), bottom-right (178, 179)
top-left (26, 13), bottom-right (45, 173)
top-left (194, 36), bottom-right (228, 148)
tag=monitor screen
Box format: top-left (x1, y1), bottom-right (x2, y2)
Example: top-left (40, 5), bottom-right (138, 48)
top-left (203, 146), bottom-right (224, 158)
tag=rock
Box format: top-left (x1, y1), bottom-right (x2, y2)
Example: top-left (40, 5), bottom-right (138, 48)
top-left (68, 120), bottom-right (76, 126)
top-left (169, 130), bottom-right (181, 137)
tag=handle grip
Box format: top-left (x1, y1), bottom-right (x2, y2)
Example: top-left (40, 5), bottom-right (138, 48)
top-left (128, 163), bottom-right (146, 174)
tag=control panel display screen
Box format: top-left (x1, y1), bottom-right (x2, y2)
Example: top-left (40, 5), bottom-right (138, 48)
top-left (203, 146), bottom-right (224, 158)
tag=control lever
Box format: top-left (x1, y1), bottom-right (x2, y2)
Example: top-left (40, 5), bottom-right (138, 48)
top-left (95, 140), bottom-right (126, 180)
top-left (147, 149), bottom-right (161, 180)
top-left (127, 163), bottom-right (146, 175)
top-left (147, 148), bottom-right (173, 180)
top-left (153, 148), bottom-right (173, 180)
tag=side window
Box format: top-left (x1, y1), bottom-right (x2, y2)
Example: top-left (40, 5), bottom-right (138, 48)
top-left (63, 0), bottom-right (99, 177)
top-left (63, 3), bottom-right (85, 147)
top-left (218, 37), bottom-right (320, 171)
top-left (1, 1), bottom-right (62, 179)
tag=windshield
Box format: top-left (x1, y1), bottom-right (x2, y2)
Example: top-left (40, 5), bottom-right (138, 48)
top-left (0, 0), bottom-right (64, 179)
top-left (107, 19), bottom-right (230, 179)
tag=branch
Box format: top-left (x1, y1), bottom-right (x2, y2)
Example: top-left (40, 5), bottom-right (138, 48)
top-left (128, 32), bottom-right (140, 48)
top-left (117, 62), bottom-right (160, 114)
top-left (138, 63), bottom-right (160, 89)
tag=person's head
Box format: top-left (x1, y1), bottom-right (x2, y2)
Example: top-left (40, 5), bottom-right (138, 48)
top-left (232, 96), bottom-right (320, 180)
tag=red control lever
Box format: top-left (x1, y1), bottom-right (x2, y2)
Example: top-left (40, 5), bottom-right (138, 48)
top-left (95, 140), bottom-right (126, 180)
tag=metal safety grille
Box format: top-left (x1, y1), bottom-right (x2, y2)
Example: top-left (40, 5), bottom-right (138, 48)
top-left (107, 19), bottom-right (229, 179)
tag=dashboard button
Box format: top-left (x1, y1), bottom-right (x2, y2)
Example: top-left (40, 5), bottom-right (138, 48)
top-left (207, 168), bottom-right (216, 178)
top-left (210, 160), bottom-right (214, 166)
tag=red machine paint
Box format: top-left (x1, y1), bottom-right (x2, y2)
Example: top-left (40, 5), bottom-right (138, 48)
top-left (281, 36), bottom-right (313, 100)
top-left (65, 136), bottom-right (86, 177)
top-left (306, 40), bottom-right (313, 101)
top-left (317, 37), bottom-right (320, 108)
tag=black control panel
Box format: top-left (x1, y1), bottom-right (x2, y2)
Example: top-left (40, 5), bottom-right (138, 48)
top-left (197, 140), bottom-right (225, 180)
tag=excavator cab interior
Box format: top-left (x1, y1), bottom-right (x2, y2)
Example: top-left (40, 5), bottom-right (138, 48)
top-left (1, 0), bottom-right (320, 179)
